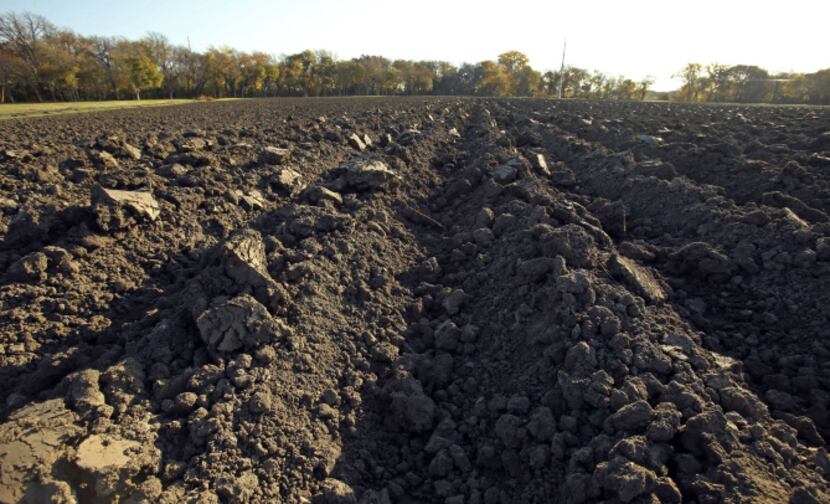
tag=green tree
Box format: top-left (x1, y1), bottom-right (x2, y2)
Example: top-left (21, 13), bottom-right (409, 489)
top-left (313, 51), bottom-right (335, 96)
top-left (0, 12), bottom-right (56, 101)
top-left (497, 51), bottom-right (539, 96)
top-left (37, 33), bottom-right (79, 101)
top-left (0, 47), bottom-right (25, 102)
top-left (729, 65), bottom-right (772, 102)
top-left (142, 32), bottom-right (177, 98)
top-left (87, 36), bottom-right (122, 99)
top-left (561, 67), bottom-right (590, 98)
top-left (333, 60), bottom-right (362, 95)
top-left (238, 51), bottom-right (274, 96)
top-left (355, 55), bottom-right (389, 95)
top-left (204, 47), bottom-right (241, 97)
top-left (702, 64), bottom-right (731, 101)
top-left (409, 62), bottom-right (433, 94)
top-left (675, 63), bottom-right (704, 101)
top-left (541, 71), bottom-right (558, 95)
top-left (477, 60), bottom-right (510, 96)
top-left (383, 65), bottom-right (403, 94)
top-left (802, 69), bottom-right (830, 104)
top-left (116, 47), bottom-right (162, 100)
top-left (497, 51), bottom-right (529, 75)
top-left (513, 65), bottom-right (541, 96)
top-left (637, 76), bottom-right (655, 100)
top-left (613, 78), bottom-right (638, 100)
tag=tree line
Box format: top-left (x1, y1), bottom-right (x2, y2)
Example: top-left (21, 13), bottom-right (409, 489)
top-left (1, 12), bottom-right (827, 105)
top-left (0, 12), bottom-right (659, 103)
top-left (672, 63), bottom-right (830, 105)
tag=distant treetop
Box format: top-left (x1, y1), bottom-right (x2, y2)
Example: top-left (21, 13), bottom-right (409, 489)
top-left (0, 11), bottom-right (826, 104)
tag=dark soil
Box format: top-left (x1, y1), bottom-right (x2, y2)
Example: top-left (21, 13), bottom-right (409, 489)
top-left (1, 97), bottom-right (829, 503)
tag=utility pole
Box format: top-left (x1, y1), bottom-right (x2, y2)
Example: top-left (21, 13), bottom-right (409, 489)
top-left (557, 38), bottom-right (567, 99)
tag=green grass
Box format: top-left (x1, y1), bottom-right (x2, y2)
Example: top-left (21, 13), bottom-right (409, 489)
top-left (0, 98), bottom-right (240, 120)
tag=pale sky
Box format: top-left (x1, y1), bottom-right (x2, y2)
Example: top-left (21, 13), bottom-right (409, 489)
top-left (4, 0), bottom-right (829, 90)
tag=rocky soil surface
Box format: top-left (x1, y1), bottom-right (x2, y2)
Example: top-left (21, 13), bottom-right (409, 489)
top-left (1, 97), bottom-right (829, 503)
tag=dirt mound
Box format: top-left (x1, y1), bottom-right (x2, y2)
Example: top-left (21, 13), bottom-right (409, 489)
top-left (0, 97), bottom-right (829, 503)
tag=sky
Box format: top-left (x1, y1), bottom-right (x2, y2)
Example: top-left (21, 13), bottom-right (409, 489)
top-left (3, 0), bottom-right (828, 91)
